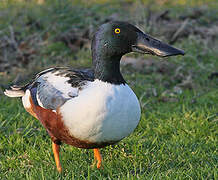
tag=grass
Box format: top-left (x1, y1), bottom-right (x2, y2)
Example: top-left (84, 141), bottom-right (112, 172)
top-left (0, 81), bottom-right (217, 179)
top-left (0, 0), bottom-right (218, 179)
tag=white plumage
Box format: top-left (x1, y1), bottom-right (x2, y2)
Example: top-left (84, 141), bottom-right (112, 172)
top-left (60, 79), bottom-right (141, 143)
top-left (38, 71), bottom-right (79, 99)
top-left (22, 90), bottom-right (31, 109)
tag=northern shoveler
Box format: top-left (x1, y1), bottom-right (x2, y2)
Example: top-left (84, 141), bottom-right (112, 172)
top-left (4, 21), bottom-right (184, 172)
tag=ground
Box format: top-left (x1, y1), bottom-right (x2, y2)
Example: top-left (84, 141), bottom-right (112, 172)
top-left (0, 0), bottom-right (217, 179)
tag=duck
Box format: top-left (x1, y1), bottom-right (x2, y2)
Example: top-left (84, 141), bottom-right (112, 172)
top-left (4, 21), bottom-right (184, 172)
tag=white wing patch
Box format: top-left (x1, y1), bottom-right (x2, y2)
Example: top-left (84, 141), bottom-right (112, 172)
top-left (36, 93), bottom-right (44, 108)
top-left (40, 71), bottom-right (79, 99)
top-left (36, 71), bottom-right (81, 109)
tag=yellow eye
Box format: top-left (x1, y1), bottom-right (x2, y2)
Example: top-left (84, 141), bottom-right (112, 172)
top-left (114, 28), bottom-right (121, 34)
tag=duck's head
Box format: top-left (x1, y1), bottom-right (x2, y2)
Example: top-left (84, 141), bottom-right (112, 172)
top-left (92, 21), bottom-right (184, 59)
top-left (92, 21), bottom-right (184, 84)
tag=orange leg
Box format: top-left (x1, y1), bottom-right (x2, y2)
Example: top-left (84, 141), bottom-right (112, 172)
top-left (93, 148), bottom-right (102, 169)
top-left (52, 142), bottom-right (62, 172)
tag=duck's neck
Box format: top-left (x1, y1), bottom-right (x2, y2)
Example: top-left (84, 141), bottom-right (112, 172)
top-left (92, 54), bottom-right (126, 85)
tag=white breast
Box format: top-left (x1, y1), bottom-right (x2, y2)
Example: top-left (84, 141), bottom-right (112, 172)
top-left (59, 79), bottom-right (141, 143)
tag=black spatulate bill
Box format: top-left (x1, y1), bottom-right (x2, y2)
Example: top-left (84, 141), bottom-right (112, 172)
top-left (132, 32), bottom-right (185, 57)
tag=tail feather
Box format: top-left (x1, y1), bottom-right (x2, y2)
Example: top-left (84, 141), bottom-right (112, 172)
top-left (4, 86), bottom-right (25, 97)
